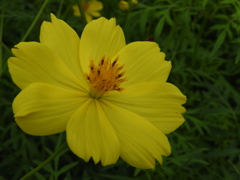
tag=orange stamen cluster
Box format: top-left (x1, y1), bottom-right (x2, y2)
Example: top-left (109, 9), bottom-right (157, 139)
top-left (82, 2), bottom-right (90, 10)
top-left (85, 56), bottom-right (127, 97)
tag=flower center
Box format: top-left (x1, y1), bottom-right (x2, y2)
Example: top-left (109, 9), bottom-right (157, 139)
top-left (82, 2), bottom-right (89, 10)
top-left (85, 56), bottom-right (127, 99)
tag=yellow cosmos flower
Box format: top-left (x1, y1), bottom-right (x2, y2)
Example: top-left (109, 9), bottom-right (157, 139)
top-left (73, 0), bottom-right (103, 22)
top-left (8, 14), bottom-right (186, 169)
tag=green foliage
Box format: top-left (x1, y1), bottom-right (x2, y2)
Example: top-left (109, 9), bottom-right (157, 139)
top-left (1, 0), bottom-right (240, 179)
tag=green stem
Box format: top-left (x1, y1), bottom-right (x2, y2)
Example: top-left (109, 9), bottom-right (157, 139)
top-left (57, 0), bottom-right (65, 17)
top-left (191, 17), bottom-right (207, 68)
top-left (162, 9), bottom-right (178, 54)
top-left (75, 0), bottom-right (88, 25)
top-left (21, 0), bottom-right (49, 42)
top-left (162, 26), bottom-right (175, 53)
top-left (20, 141), bottom-right (68, 180)
top-left (0, 41), bottom-right (12, 73)
top-left (62, 2), bottom-right (73, 20)
top-left (0, 0), bottom-right (5, 77)
top-left (0, 41), bottom-right (11, 54)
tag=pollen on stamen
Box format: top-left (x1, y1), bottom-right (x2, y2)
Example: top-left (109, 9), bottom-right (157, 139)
top-left (85, 56), bottom-right (127, 98)
top-left (100, 58), bottom-right (104, 66)
top-left (112, 59), bottom-right (118, 67)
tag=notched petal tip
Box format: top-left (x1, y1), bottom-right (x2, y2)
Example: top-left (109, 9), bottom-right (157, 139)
top-left (11, 42), bottom-right (27, 52)
top-left (90, 17), bottom-right (116, 26)
top-left (50, 13), bottom-right (57, 20)
top-left (12, 46), bottom-right (19, 50)
top-left (79, 15), bottom-right (126, 73)
top-left (109, 17), bottom-right (116, 23)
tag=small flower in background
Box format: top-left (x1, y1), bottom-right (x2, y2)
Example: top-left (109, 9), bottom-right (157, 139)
top-left (119, 0), bottom-right (138, 11)
top-left (73, 0), bottom-right (103, 22)
top-left (119, 1), bottom-right (129, 11)
top-left (131, 0), bottom-right (138, 6)
top-left (8, 14), bottom-right (186, 169)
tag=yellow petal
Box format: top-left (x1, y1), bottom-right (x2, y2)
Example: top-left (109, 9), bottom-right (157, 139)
top-left (40, 14), bottom-right (86, 84)
top-left (104, 82), bottom-right (186, 134)
top-left (80, 17), bottom-right (125, 73)
top-left (113, 41), bottom-right (171, 86)
top-left (88, 0), bottom-right (103, 15)
top-left (66, 99), bottom-right (120, 166)
top-left (72, 5), bottom-right (81, 16)
top-left (100, 99), bottom-right (170, 169)
top-left (13, 83), bottom-right (88, 136)
top-left (85, 14), bottom-right (93, 23)
top-left (89, 11), bottom-right (101, 17)
top-left (8, 42), bottom-right (87, 91)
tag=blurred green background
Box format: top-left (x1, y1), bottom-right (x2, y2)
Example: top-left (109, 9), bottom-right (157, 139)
top-left (0, 0), bottom-right (240, 179)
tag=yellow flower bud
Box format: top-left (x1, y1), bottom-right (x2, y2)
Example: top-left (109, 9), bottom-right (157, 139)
top-left (119, 0), bottom-right (129, 11)
top-left (131, 0), bottom-right (138, 6)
